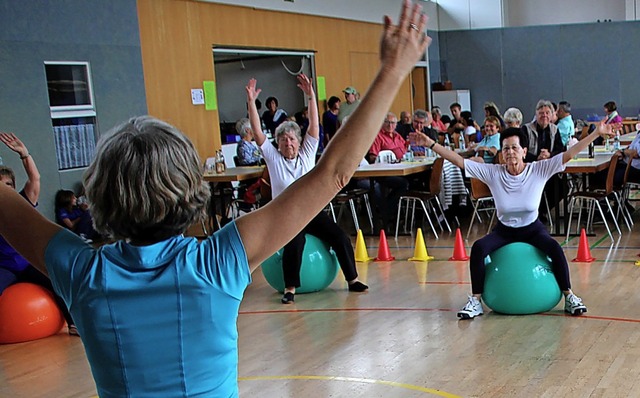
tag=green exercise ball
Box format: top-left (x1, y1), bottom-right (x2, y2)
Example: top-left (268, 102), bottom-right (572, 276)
top-left (261, 234), bottom-right (340, 294)
top-left (482, 242), bottom-right (562, 315)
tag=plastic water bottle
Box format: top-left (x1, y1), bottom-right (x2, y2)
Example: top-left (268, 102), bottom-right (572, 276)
top-left (459, 138), bottom-right (466, 151)
top-left (444, 134), bottom-right (451, 150)
top-left (604, 137), bottom-right (610, 152)
top-left (613, 131), bottom-right (621, 151)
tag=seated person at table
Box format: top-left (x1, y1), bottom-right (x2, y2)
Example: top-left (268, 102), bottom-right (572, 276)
top-left (262, 96), bottom-right (288, 135)
top-left (460, 116), bottom-right (501, 163)
top-left (603, 132), bottom-right (640, 190)
top-left (0, 132), bottom-right (77, 335)
top-left (235, 117), bottom-right (263, 166)
top-left (503, 107), bottom-right (523, 128)
top-left (431, 106), bottom-right (448, 133)
top-left (248, 74), bottom-right (368, 304)
top-left (0, 3), bottom-right (431, 394)
top-left (54, 189), bottom-right (97, 242)
top-left (410, 123), bottom-right (613, 319)
top-left (603, 101), bottom-right (623, 125)
top-left (396, 109), bottom-right (438, 144)
top-left (461, 111), bottom-right (481, 147)
top-left (484, 101), bottom-right (506, 130)
top-left (367, 113), bottom-right (410, 227)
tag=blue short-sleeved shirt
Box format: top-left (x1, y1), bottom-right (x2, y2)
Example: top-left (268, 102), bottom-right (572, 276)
top-left (45, 222), bottom-right (251, 398)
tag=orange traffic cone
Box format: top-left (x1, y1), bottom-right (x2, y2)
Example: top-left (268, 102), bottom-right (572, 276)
top-left (449, 228), bottom-right (469, 261)
top-left (572, 228), bottom-right (595, 262)
top-left (375, 229), bottom-right (395, 261)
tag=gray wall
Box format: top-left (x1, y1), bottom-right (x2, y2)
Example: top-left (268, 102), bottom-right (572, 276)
top-left (436, 20), bottom-right (640, 123)
top-left (0, 0), bottom-right (147, 220)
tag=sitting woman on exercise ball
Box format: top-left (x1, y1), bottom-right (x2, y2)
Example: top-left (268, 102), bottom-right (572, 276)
top-left (247, 74), bottom-right (368, 304)
top-left (410, 122), bottom-right (614, 319)
top-left (0, 133), bottom-right (77, 335)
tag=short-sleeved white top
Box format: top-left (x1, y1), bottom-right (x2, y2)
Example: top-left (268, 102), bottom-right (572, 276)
top-left (464, 154), bottom-right (565, 227)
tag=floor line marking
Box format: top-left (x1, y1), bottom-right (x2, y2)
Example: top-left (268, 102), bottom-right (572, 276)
top-left (240, 308), bottom-right (640, 323)
top-left (238, 375), bottom-right (461, 397)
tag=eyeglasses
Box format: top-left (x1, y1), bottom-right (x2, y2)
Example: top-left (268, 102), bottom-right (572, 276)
top-left (384, 120), bottom-right (398, 124)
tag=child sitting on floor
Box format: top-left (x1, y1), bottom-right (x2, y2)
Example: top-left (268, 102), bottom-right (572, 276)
top-left (54, 189), bottom-right (96, 243)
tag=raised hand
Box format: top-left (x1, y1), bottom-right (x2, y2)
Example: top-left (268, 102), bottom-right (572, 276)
top-left (380, 0), bottom-right (431, 77)
top-left (409, 131), bottom-right (430, 146)
top-left (0, 133), bottom-right (28, 158)
top-left (296, 74), bottom-right (314, 97)
top-left (245, 78), bottom-right (262, 102)
top-left (596, 121), bottom-right (614, 139)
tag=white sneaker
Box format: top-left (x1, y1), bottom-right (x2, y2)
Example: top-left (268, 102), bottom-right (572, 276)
top-left (564, 293), bottom-right (587, 316)
top-left (457, 296), bottom-right (483, 319)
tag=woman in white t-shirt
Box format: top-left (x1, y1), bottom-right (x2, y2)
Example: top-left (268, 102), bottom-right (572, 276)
top-left (246, 74), bottom-right (368, 304)
top-left (410, 124), bottom-right (613, 319)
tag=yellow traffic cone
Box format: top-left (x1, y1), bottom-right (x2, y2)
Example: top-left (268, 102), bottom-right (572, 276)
top-left (355, 229), bottom-right (374, 262)
top-left (409, 228), bottom-right (434, 261)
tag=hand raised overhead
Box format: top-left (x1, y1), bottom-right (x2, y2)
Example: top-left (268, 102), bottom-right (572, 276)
top-left (245, 78), bottom-right (262, 102)
top-left (380, 0), bottom-right (431, 77)
top-left (296, 74), bottom-right (314, 97)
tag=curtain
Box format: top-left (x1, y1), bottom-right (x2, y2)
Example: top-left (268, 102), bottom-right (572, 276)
top-left (53, 124), bottom-right (96, 170)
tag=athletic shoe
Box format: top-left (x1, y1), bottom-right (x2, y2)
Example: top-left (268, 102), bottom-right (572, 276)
top-left (457, 296), bottom-right (483, 319)
top-left (281, 292), bottom-right (295, 304)
top-left (564, 293), bottom-right (587, 315)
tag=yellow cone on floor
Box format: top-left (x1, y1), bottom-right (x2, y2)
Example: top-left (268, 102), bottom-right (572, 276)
top-left (409, 228), bottom-right (434, 261)
top-left (355, 229), bottom-right (374, 262)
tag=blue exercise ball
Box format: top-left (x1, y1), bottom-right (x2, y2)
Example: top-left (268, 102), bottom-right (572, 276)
top-left (482, 242), bottom-right (562, 315)
top-left (261, 234), bottom-right (340, 294)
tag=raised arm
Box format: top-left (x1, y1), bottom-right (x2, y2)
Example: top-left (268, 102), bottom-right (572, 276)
top-left (236, 0), bottom-right (431, 270)
top-left (246, 81), bottom-right (267, 146)
top-left (409, 130), bottom-right (465, 169)
top-left (563, 121), bottom-right (613, 164)
top-left (297, 74), bottom-right (319, 139)
top-left (0, 133), bottom-right (40, 204)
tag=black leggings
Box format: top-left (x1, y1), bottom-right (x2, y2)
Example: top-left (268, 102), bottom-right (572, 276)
top-left (469, 220), bottom-right (571, 295)
top-left (282, 211), bottom-right (358, 288)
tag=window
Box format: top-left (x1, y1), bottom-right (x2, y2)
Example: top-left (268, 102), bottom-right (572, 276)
top-left (45, 62), bottom-right (97, 170)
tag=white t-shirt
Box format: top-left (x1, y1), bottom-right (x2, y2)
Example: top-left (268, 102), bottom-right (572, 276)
top-left (260, 135), bottom-right (319, 198)
top-left (463, 154), bottom-right (565, 227)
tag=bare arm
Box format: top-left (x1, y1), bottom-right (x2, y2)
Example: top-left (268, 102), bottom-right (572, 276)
top-left (0, 183), bottom-right (62, 275)
top-left (236, 0), bottom-right (431, 270)
top-left (297, 74), bottom-right (319, 139)
top-left (0, 133), bottom-right (40, 204)
top-left (409, 130), bottom-right (465, 169)
top-left (563, 121), bottom-right (613, 164)
top-left (246, 82), bottom-right (267, 146)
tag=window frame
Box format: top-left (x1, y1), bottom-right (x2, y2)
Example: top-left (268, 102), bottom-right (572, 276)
top-left (44, 61), bottom-right (97, 118)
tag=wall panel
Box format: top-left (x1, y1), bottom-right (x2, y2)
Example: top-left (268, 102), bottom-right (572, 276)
top-left (137, 0), bottom-right (414, 158)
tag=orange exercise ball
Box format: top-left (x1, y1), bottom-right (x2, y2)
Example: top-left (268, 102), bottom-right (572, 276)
top-left (0, 283), bottom-right (65, 344)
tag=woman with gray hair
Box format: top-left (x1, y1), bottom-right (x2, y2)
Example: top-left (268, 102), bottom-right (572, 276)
top-left (247, 74), bottom-right (368, 304)
top-left (0, 0), bottom-right (430, 395)
top-left (503, 107), bottom-right (523, 128)
top-left (235, 117), bottom-right (263, 166)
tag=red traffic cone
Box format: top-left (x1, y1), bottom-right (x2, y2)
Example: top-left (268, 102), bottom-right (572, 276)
top-left (449, 228), bottom-right (469, 261)
top-left (572, 228), bottom-right (595, 262)
top-left (375, 229), bottom-right (395, 261)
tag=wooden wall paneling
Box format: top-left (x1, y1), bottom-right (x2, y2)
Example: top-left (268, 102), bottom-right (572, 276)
top-left (412, 67), bottom-right (428, 111)
top-left (137, 0), bottom-right (413, 158)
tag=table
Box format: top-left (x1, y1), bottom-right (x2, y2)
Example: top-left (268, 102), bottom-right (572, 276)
top-left (619, 132), bottom-right (636, 145)
top-left (353, 158), bottom-right (436, 233)
top-left (203, 166), bottom-right (264, 232)
top-left (551, 152), bottom-right (613, 236)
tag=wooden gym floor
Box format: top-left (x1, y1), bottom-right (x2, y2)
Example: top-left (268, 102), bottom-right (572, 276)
top-left (2, 212), bottom-right (640, 398)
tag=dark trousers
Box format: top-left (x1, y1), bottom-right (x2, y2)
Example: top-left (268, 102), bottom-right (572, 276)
top-left (282, 211), bottom-right (358, 288)
top-left (469, 220), bottom-right (571, 295)
top-left (0, 265), bottom-right (74, 326)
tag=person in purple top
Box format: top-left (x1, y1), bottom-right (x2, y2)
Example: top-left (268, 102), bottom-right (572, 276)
top-left (0, 132), bottom-right (77, 335)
